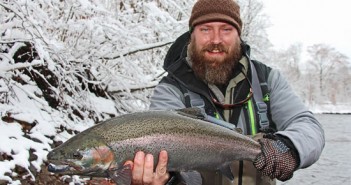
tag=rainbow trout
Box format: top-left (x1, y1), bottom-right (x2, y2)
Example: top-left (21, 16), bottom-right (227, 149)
top-left (47, 108), bottom-right (261, 184)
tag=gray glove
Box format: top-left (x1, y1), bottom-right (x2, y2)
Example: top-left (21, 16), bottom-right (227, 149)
top-left (253, 134), bottom-right (300, 181)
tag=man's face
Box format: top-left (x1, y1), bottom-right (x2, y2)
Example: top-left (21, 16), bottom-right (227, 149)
top-left (189, 22), bottom-right (242, 85)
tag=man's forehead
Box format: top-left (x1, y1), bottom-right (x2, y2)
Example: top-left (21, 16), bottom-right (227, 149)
top-left (197, 21), bottom-right (235, 27)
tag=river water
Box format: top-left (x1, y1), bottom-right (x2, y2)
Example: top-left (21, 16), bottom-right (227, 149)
top-left (278, 114), bottom-right (351, 185)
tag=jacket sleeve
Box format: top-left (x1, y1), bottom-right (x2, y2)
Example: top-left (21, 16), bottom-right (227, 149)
top-left (149, 82), bottom-right (186, 110)
top-left (267, 69), bottom-right (325, 169)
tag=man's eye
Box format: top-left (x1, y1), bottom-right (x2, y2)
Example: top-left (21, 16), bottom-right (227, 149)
top-left (200, 28), bottom-right (209, 32)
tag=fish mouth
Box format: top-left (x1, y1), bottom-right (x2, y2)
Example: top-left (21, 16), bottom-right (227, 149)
top-left (48, 162), bottom-right (108, 177)
top-left (48, 161), bottom-right (83, 174)
top-left (48, 163), bottom-right (70, 173)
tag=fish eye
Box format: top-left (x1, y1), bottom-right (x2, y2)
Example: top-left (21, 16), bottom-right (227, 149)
top-left (72, 152), bottom-right (83, 159)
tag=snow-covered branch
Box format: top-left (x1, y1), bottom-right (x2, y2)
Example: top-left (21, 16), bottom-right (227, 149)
top-left (102, 40), bottom-right (174, 60)
top-left (0, 60), bottom-right (43, 72)
top-left (108, 80), bottom-right (160, 93)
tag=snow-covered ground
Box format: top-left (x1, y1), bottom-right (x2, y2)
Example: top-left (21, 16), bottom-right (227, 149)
top-left (278, 114), bottom-right (351, 185)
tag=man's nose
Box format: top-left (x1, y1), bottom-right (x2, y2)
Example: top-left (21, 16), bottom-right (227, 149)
top-left (210, 30), bottom-right (222, 44)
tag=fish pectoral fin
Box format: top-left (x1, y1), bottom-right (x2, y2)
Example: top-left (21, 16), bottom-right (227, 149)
top-left (179, 171), bottom-right (202, 185)
top-left (219, 164), bottom-right (234, 181)
top-left (107, 164), bottom-right (132, 185)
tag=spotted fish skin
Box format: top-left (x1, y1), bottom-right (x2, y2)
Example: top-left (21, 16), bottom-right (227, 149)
top-left (47, 108), bottom-right (261, 182)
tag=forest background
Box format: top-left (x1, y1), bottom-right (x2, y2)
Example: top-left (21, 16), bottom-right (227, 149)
top-left (0, 0), bottom-right (350, 184)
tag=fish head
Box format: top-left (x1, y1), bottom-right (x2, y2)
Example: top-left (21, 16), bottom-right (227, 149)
top-left (47, 135), bottom-right (117, 177)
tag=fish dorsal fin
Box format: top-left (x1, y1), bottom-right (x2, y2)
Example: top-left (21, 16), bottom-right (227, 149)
top-left (179, 171), bottom-right (202, 185)
top-left (219, 164), bottom-right (234, 181)
top-left (107, 164), bottom-right (132, 185)
top-left (176, 107), bottom-right (205, 119)
top-left (235, 128), bottom-right (243, 134)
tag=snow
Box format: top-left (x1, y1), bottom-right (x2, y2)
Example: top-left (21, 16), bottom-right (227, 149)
top-left (0, 0), bottom-right (187, 183)
top-left (0, 123), bottom-right (36, 182)
top-left (1, 0), bottom-right (350, 184)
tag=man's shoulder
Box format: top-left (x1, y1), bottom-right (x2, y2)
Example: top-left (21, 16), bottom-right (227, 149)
top-left (159, 75), bottom-right (179, 86)
top-left (251, 60), bottom-right (273, 80)
top-left (164, 32), bottom-right (190, 71)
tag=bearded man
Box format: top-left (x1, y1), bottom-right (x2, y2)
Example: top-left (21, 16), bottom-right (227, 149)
top-left (125, 0), bottom-right (325, 185)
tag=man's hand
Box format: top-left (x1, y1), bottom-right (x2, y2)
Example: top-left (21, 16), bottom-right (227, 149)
top-left (253, 134), bottom-right (299, 181)
top-left (124, 150), bottom-right (170, 185)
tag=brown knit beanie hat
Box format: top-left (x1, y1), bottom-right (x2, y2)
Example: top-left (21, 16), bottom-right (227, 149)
top-left (189, 0), bottom-right (242, 35)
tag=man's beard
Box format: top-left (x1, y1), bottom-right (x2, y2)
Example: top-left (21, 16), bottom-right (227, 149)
top-left (189, 39), bottom-right (242, 85)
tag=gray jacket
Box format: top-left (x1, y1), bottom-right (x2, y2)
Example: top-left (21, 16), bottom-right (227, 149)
top-left (149, 32), bottom-right (325, 185)
top-left (150, 65), bottom-right (324, 169)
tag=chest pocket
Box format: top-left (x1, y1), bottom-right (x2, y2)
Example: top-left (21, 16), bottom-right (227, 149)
top-left (184, 91), bottom-right (206, 109)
